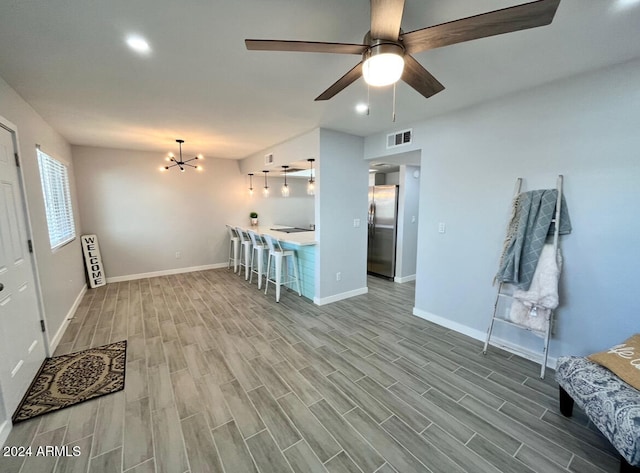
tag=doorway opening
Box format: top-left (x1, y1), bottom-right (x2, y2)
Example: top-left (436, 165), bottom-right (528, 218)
top-left (366, 150), bottom-right (421, 284)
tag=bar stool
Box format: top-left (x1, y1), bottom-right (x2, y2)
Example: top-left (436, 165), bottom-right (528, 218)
top-left (225, 225), bottom-right (239, 272)
top-left (247, 230), bottom-right (268, 289)
top-left (235, 226), bottom-right (252, 280)
top-left (263, 234), bottom-right (301, 303)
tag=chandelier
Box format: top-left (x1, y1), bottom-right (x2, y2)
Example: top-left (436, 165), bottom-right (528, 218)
top-left (162, 139), bottom-right (203, 172)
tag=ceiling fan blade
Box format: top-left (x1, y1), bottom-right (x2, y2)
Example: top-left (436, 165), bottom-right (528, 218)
top-left (315, 62), bottom-right (363, 101)
top-left (402, 0), bottom-right (561, 54)
top-left (401, 55), bottom-right (445, 99)
top-left (245, 39), bottom-right (367, 55)
top-left (370, 0), bottom-right (406, 41)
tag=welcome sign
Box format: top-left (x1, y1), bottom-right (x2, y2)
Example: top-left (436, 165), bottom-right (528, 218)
top-left (81, 234), bottom-right (106, 288)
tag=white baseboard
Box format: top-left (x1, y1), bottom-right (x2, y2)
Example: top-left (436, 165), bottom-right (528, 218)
top-left (486, 336), bottom-right (558, 369)
top-left (394, 274), bottom-right (416, 283)
top-left (314, 287), bottom-right (368, 306)
top-left (106, 263), bottom-right (228, 283)
top-left (412, 307), bottom-right (557, 369)
top-left (48, 284), bottom-right (87, 355)
top-left (413, 308), bottom-right (486, 340)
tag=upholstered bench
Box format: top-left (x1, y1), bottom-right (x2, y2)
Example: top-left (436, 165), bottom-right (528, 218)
top-left (556, 356), bottom-right (640, 473)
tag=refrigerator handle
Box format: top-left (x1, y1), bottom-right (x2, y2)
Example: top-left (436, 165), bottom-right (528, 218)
top-left (368, 202), bottom-right (376, 236)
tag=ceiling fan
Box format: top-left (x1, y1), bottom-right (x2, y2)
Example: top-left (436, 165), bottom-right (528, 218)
top-left (245, 0), bottom-right (561, 101)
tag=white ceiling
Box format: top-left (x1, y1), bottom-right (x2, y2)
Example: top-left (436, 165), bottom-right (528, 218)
top-left (1, 0), bottom-right (639, 160)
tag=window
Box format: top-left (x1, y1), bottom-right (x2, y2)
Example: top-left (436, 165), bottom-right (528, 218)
top-left (37, 148), bottom-right (76, 249)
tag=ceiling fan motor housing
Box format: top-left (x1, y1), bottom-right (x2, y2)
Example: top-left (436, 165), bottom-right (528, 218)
top-left (362, 39), bottom-right (406, 87)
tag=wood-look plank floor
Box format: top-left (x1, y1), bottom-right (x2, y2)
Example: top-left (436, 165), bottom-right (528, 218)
top-left (0, 269), bottom-right (620, 473)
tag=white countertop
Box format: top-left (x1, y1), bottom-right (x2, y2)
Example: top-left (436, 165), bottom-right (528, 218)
top-left (231, 224), bottom-right (317, 246)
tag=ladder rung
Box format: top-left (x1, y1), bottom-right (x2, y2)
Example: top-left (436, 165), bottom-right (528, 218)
top-left (490, 317), bottom-right (547, 337)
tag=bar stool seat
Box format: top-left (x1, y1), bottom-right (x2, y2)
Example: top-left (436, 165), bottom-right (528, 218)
top-left (235, 226), bottom-right (252, 280)
top-left (248, 230), bottom-right (267, 289)
top-left (225, 225), bottom-right (239, 272)
top-left (263, 234), bottom-right (302, 303)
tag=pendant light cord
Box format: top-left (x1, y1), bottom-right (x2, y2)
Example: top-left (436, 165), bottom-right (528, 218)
top-left (392, 82), bottom-right (397, 123)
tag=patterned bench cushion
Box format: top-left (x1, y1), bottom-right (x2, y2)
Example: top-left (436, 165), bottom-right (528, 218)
top-left (556, 356), bottom-right (640, 466)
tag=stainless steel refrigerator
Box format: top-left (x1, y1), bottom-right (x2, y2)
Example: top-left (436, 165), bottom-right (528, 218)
top-left (367, 185), bottom-right (399, 279)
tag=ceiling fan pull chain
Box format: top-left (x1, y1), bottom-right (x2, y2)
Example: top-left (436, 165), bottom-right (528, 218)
top-left (392, 82), bottom-right (397, 122)
top-left (367, 83), bottom-right (370, 116)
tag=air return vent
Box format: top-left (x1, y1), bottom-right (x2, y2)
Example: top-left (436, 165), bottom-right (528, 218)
top-left (386, 129), bottom-right (412, 149)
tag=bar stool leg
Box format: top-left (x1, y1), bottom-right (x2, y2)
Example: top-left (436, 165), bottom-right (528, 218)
top-left (257, 249), bottom-right (264, 289)
top-left (275, 254), bottom-right (283, 302)
top-left (244, 245), bottom-right (250, 280)
top-left (233, 239), bottom-right (239, 273)
top-left (236, 244), bottom-right (242, 274)
top-left (249, 247), bottom-right (255, 284)
top-left (265, 253), bottom-right (272, 296)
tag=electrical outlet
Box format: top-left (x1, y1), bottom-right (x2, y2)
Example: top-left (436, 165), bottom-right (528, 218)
top-left (411, 215), bottom-right (416, 223)
top-left (336, 272), bottom-right (341, 281)
top-left (438, 223), bottom-right (446, 233)
top-left (175, 251), bottom-right (181, 259)
top-left (353, 218), bottom-right (360, 228)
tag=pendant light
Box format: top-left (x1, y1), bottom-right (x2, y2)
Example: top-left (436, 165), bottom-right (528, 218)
top-left (281, 165), bottom-right (290, 197)
top-left (307, 158), bottom-right (315, 195)
top-left (248, 173), bottom-right (254, 196)
top-left (262, 170), bottom-right (270, 197)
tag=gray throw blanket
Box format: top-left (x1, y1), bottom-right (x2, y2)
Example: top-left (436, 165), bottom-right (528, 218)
top-left (495, 189), bottom-right (571, 291)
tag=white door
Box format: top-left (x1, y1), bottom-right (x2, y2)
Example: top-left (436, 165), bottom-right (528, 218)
top-left (0, 122), bottom-right (46, 418)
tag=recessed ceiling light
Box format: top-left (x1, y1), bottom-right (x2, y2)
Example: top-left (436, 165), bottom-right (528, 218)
top-left (615, 0), bottom-right (640, 9)
top-left (126, 35), bottom-right (151, 54)
top-left (355, 103), bottom-right (369, 114)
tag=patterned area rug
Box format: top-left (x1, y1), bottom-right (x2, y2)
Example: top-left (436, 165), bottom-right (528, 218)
top-left (12, 341), bottom-right (126, 423)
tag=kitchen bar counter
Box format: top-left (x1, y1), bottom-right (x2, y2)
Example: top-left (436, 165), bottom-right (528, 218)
top-left (232, 225), bottom-right (317, 246)
top-left (229, 224), bottom-right (317, 300)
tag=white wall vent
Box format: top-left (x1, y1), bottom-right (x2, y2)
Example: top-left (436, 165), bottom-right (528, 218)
top-left (386, 129), bottom-right (412, 149)
top-left (264, 153), bottom-right (274, 165)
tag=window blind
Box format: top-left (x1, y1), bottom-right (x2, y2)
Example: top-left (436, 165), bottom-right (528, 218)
top-left (37, 148), bottom-right (76, 250)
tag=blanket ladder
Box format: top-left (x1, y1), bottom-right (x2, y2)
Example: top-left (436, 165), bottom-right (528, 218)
top-left (483, 175), bottom-right (564, 379)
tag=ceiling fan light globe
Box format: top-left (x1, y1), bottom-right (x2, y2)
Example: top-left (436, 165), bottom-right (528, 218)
top-left (363, 52), bottom-right (404, 87)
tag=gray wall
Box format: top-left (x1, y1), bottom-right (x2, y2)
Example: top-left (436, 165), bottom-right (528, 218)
top-left (239, 129), bottom-right (319, 175)
top-left (364, 58), bottom-right (640, 359)
top-left (317, 129), bottom-right (368, 303)
top-left (0, 76), bottom-right (85, 350)
top-left (395, 165), bottom-right (420, 281)
top-left (73, 146), bottom-right (252, 279)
